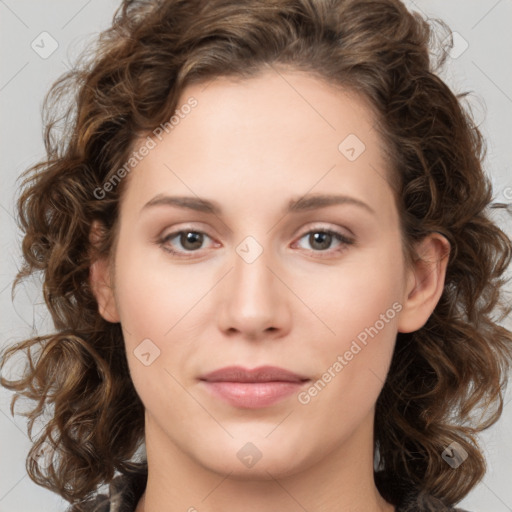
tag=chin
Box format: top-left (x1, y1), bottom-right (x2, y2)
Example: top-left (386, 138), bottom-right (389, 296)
top-left (187, 434), bottom-right (320, 480)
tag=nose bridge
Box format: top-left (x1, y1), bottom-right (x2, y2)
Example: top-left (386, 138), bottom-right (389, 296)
top-left (232, 235), bottom-right (277, 311)
top-left (217, 233), bottom-right (290, 336)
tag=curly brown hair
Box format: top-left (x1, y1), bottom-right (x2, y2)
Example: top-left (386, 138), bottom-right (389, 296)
top-left (1, 0), bottom-right (511, 509)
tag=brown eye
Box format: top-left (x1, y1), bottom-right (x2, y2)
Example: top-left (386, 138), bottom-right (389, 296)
top-left (159, 230), bottom-right (213, 256)
top-left (178, 231), bottom-right (204, 251)
top-left (308, 231), bottom-right (333, 251)
top-left (295, 229), bottom-right (354, 255)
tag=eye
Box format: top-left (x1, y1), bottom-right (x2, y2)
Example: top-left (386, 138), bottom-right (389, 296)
top-left (158, 229), bottom-right (216, 257)
top-left (293, 228), bottom-right (355, 256)
top-left (157, 226), bottom-right (355, 259)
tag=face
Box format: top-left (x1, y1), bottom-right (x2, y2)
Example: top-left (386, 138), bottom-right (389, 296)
top-left (91, 68), bottom-right (447, 480)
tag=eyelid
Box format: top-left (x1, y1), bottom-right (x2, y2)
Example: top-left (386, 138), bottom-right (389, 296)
top-left (157, 222), bottom-right (215, 244)
top-left (294, 222), bottom-right (355, 242)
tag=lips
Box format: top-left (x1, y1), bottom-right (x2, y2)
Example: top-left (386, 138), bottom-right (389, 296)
top-left (199, 366), bottom-right (311, 409)
top-left (199, 365), bottom-right (310, 383)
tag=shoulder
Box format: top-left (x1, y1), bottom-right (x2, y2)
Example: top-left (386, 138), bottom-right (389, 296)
top-left (375, 471), bottom-right (472, 512)
top-left (66, 470), bottom-right (147, 512)
top-left (397, 490), bottom-right (472, 512)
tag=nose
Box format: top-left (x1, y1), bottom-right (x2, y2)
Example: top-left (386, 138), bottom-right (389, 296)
top-left (216, 240), bottom-right (292, 341)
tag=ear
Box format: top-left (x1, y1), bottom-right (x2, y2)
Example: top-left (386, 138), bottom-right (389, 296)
top-left (89, 220), bottom-right (120, 323)
top-left (397, 233), bottom-right (450, 333)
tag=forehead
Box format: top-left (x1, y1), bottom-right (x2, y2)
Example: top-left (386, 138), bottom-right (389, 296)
top-left (120, 69), bottom-right (395, 222)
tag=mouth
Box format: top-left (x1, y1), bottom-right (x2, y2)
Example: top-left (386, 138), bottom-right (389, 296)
top-left (200, 365), bottom-right (310, 383)
top-left (199, 365), bottom-right (311, 409)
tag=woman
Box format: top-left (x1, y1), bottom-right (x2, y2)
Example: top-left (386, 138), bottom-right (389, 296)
top-left (1, 0), bottom-right (511, 511)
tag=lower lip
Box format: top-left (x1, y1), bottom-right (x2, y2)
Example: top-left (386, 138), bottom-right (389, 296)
top-left (201, 381), bottom-right (309, 409)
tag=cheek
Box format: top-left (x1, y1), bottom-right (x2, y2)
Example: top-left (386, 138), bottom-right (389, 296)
top-left (296, 241), bottom-right (404, 394)
top-left (113, 241), bottom-right (206, 343)
top-left (111, 241), bottom-right (212, 398)
top-left (297, 277), bottom-right (400, 424)
top-left (302, 242), bottom-right (404, 342)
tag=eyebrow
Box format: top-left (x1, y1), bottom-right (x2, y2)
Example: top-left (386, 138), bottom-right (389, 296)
top-left (141, 193), bottom-right (375, 216)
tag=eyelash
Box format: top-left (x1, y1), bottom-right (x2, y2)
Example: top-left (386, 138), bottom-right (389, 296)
top-left (157, 225), bottom-right (355, 259)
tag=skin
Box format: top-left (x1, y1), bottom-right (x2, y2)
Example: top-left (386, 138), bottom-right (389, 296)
top-left (90, 67), bottom-right (450, 512)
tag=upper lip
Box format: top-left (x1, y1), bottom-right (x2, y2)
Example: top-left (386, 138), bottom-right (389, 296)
top-left (200, 365), bottom-right (310, 383)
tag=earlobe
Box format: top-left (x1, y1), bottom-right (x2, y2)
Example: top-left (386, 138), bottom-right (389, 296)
top-left (397, 233), bottom-right (450, 334)
top-left (89, 221), bottom-right (120, 323)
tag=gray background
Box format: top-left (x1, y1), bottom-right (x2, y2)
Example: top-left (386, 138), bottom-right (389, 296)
top-left (1, 1), bottom-right (511, 511)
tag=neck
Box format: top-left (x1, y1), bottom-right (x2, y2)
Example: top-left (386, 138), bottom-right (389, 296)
top-left (136, 410), bottom-right (395, 512)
